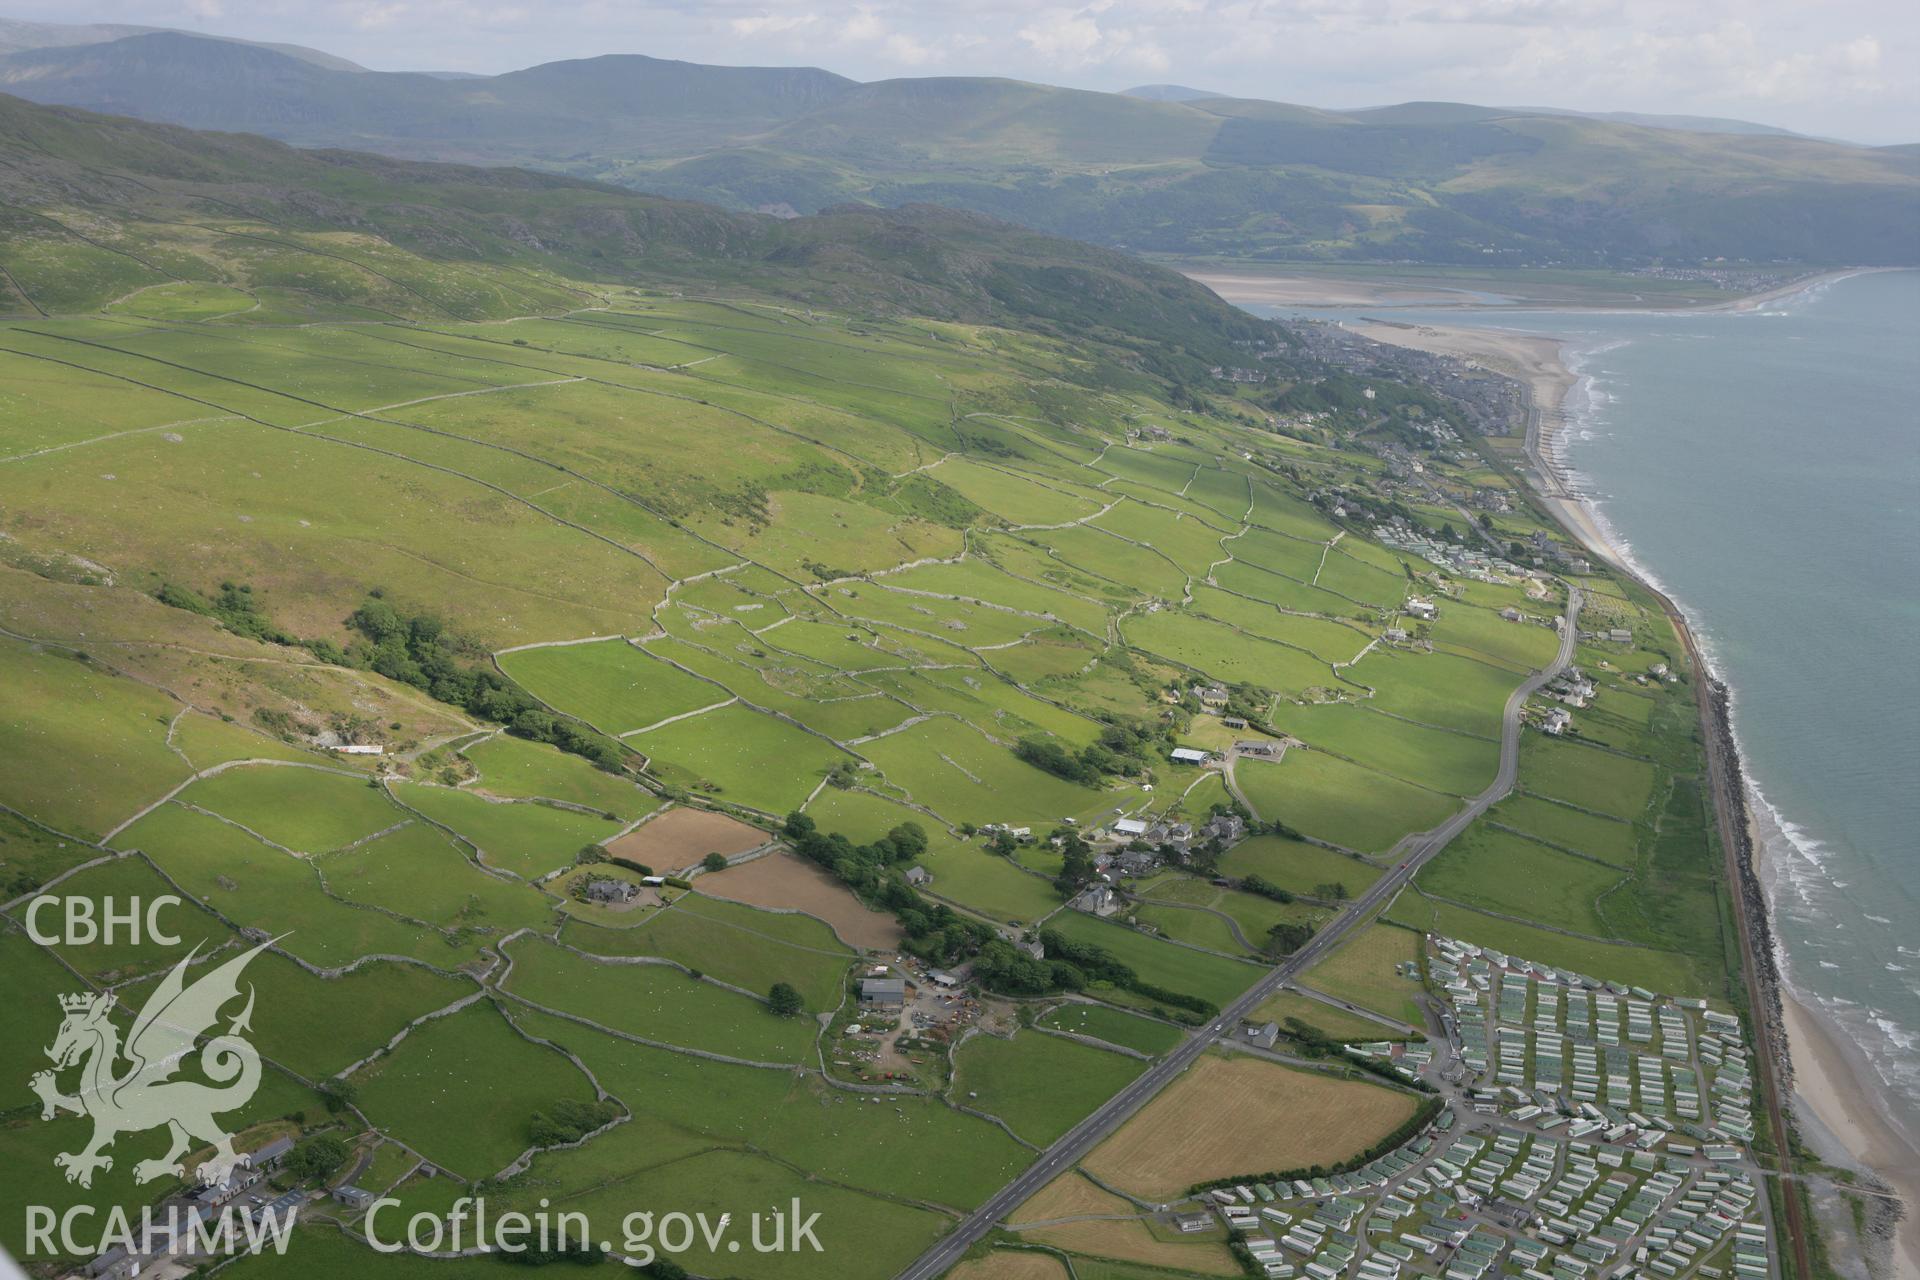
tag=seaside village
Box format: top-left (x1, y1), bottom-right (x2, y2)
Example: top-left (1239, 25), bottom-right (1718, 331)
top-left (1188, 937), bottom-right (1773, 1280)
top-left (830, 918), bottom-right (1775, 1280)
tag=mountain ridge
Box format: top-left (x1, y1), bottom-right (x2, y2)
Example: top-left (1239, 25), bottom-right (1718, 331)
top-left (2, 30), bottom-right (1913, 267)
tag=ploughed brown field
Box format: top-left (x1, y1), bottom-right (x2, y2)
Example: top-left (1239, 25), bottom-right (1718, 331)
top-left (1012, 1169), bottom-right (1241, 1274)
top-left (605, 806), bottom-right (768, 872)
top-left (947, 1250), bottom-right (1072, 1280)
top-left (1081, 1053), bottom-right (1419, 1200)
top-left (695, 849), bottom-right (904, 951)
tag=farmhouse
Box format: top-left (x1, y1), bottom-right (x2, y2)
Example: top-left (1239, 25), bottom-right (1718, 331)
top-left (1236, 739), bottom-right (1281, 758)
top-left (1116, 849), bottom-right (1159, 877)
top-left (1500, 607), bottom-right (1522, 622)
top-left (905, 865), bottom-right (932, 886)
top-left (1543, 708), bottom-right (1572, 736)
top-left (1201, 813), bottom-right (1247, 845)
top-left (1405, 598), bottom-right (1438, 620)
top-left (1244, 1021), bottom-right (1281, 1050)
top-left (860, 977), bottom-right (907, 1008)
top-left (1193, 684), bottom-right (1231, 707)
top-left (582, 877), bottom-right (639, 904)
top-left (1384, 627), bottom-right (1410, 643)
top-left (1073, 884), bottom-right (1120, 917)
top-left (1170, 747), bottom-right (1213, 765)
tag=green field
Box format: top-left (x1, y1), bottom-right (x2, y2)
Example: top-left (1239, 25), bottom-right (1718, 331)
top-left (184, 765), bottom-right (404, 854)
top-left (1298, 921), bottom-right (1425, 1026)
top-left (502, 935), bottom-right (817, 1062)
top-left (1037, 1003), bottom-right (1186, 1056)
top-left (561, 894), bottom-right (853, 1011)
top-left (633, 702), bottom-right (853, 815)
top-left (1518, 735), bottom-right (1661, 821)
top-left (1418, 826), bottom-right (1628, 938)
top-left (390, 781), bottom-right (624, 879)
top-left (1251, 990), bottom-right (1410, 1043)
top-left (117, 804), bottom-right (482, 968)
top-left (1388, 893), bottom-right (1708, 997)
top-left (952, 1029), bottom-right (1146, 1144)
top-left (0, 637), bottom-right (187, 840)
top-left (351, 1002), bottom-right (600, 1180)
top-left (499, 640), bottom-right (725, 735)
top-left (462, 734), bottom-right (661, 818)
top-left (318, 820), bottom-right (558, 933)
top-left (1235, 752), bottom-right (1458, 854)
top-left (859, 718), bottom-right (1105, 827)
top-left (1044, 912), bottom-right (1266, 1011)
top-left (513, 1006), bottom-right (1031, 1210)
top-left (1488, 792), bottom-right (1639, 865)
top-left (1219, 835), bottom-right (1383, 899)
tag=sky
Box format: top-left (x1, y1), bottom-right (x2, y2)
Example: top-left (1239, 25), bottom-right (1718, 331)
top-left (8, 0), bottom-right (1915, 143)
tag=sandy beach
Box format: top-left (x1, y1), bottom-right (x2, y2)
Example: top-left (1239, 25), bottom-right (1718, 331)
top-left (1181, 271), bottom-right (1482, 309)
top-left (1356, 306), bottom-right (1920, 1278)
top-left (1186, 265), bottom-right (1865, 314)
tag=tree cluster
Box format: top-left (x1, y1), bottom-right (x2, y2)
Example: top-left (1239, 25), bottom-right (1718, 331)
top-left (528, 1099), bottom-right (620, 1148)
top-left (782, 812), bottom-right (986, 965)
top-left (346, 596), bottom-right (625, 771)
top-left (1014, 718), bottom-right (1165, 785)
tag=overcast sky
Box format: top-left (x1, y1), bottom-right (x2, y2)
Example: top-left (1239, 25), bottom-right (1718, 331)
top-left (12, 0), bottom-right (1915, 143)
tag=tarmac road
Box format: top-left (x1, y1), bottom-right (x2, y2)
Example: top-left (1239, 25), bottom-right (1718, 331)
top-left (895, 586), bottom-right (1583, 1280)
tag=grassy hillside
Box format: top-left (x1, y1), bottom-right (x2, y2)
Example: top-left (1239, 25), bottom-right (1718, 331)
top-left (0, 94), bottom-right (1743, 1274)
top-left (0, 93), bottom-right (1278, 379)
top-left (2, 32), bottom-right (1914, 266)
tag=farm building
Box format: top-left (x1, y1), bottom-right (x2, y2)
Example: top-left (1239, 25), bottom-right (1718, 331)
top-left (333, 743), bottom-right (384, 756)
top-left (1170, 747), bottom-right (1212, 765)
top-left (1236, 739), bottom-right (1281, 757)
top-left (1405, 598), bottom-right (1438, 620)
top-left (1113, 817), bottom-right (1150, 838)
top-left (905, 866), bottom-right (932, 886)
top-left (860, 977), bottom-right (906, 1008)
top-left (1244, 1021), bottom-right (1281, 1050)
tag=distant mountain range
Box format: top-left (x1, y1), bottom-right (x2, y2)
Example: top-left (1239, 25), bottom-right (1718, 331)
top-left (0, 91), bottom-right (1270, 377)
top-left (2, 26), bottom-right (1915, 267)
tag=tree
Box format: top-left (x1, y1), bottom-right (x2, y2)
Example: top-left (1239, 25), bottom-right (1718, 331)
top-left (1266, 921), bottom-right (1315, 955)
top-left (701, 851), bottom-right (729, 873)
top-left (768, 982), bottom-right (805, 1017)
top-left (287, 1135), bottom-right (348, 1182)
top-left (318, 1079), bottom-right (358, 1114)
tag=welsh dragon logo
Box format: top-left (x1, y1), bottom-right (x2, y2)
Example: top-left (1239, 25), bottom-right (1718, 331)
top-left (31, 940), bottom-right (271, 1189)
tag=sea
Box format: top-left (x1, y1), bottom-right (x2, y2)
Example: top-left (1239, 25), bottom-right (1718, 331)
top-left (1252, 268), bottom-right (1920, 1149)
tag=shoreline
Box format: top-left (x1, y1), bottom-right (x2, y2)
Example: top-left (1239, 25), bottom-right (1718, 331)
top-left (1190, 265), bottom-right (1875, 316)
top-left (1354, 296), bottom-right (1920, 1277)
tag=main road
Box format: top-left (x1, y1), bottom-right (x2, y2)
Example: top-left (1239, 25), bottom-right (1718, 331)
top-left (896, 585), bottom-right (1583, 1280)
